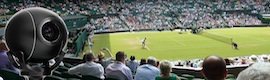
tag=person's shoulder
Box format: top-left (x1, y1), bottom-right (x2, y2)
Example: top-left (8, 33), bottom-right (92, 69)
top-left (150, 65), bottom-right (160, 72)
top-left (123, 64), bottom-right (131, 70)
top-left (171, 73), bottom-right (180, 80)
top-left (94, 62), bottom-right (103, 67)
top-left (155, 75), bottom-right (161, 80)
top-left (105, 63), bottom-right (114, 69)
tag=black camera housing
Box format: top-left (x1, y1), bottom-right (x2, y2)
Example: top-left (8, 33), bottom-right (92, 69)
top-left (4, 7), bottom-right (68, 78)
top-left (5, 7), bottom-right (68, 63)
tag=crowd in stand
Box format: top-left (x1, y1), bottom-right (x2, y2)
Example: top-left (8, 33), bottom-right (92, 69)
top-left (1, 0), bottom-right (267, 30)
top-left (199, 0), bottom-right (270, 14)
top-left (173, 54), bottom-right (270, 69)
top-left (89, 16), bottom-right (128, 32)
top-left (223, 13), bottom-right (262, 26)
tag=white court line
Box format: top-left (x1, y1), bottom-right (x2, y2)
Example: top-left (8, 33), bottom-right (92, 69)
top-left (167, 37), bottom-right (187, 46)
top-left (136, 37), bottom-right (151, 51)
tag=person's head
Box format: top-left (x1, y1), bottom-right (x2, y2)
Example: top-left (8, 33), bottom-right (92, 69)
top-left (159, 60), bottom-right (172, 75)
top-left (98, 51), bottom-right (105, 59)
top-left (116, 51), bottom-right (127, 62)
top-left (224, 58), bottom-right (230, 65)
top-left (140, 58), bottom-right (147, 65)
top-left (130, 55), bottom-right (135, 61)
top-left (250, 55), bottom-right (257, 62)
top-left (83, 52), bottom-right (95, 62)
top-left (237, 63), bottom-right (270, 80)
top-left (147, 56), bottom-right (157, 66)
top-left (201, 55), bottom-right (227, 80)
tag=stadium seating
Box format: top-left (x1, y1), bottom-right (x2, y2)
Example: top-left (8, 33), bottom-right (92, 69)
top-left (44, 75), bottom-right (66, 80)
top-left (181, 74), bottom-right (195, 80)
top-left (81, 75), bottom-right (102, 80)
top-left (0, 69), bottom-right (24, 80)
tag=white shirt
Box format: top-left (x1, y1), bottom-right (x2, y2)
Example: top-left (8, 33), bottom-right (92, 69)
top-left (68, 62), bottom-right (105, 79)
top-left (105, 61), bottom-right (133, 80)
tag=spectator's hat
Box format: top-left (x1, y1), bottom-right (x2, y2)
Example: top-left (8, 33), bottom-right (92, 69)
top-left (250, 55), bottom-right (257, 60)
top-left (262, 55), bottom-right (268, 60)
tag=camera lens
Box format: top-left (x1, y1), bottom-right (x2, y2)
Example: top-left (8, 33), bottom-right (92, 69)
top-left (42, 22), bottom-right (59, 42)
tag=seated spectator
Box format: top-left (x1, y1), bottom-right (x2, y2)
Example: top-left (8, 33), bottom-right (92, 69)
top-left (261, 55), bottom-right (268, 62)
top-left (0, 41), bottom-right (19, 74)
top-left (126, 55), bottom-right (139, 74)
top-left (237, 63), bottom-right (270, 80)
top-left (155, 60), bottom-right (180, 80)
top-left (201, 55), bottom-right (227, 80)
top-left (139, 58), bottom-right (147, 66)
top-left (240, 58), bottom-right (247, 64)
top-left (68, 52), bottom-right (105, 79)
top-left (250, 55), bottom-right (259, 63)
top-left (224, 58), bottom-right (231, 65)
top-left (97, 47), bottom-right (114, 68)
top-left (105, 51), bottom-right (132, 80)
top-left (135, 56), bottom-right (160, 80)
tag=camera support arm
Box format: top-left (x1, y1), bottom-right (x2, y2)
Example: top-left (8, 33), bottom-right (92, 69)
top-left (44, 51), bottom-right (65, 75)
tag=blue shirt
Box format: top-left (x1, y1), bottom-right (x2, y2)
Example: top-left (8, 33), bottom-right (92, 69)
top-left (135, 64), bottom-right (160, 80)
top-left (0, 51), bottom-right (19, 74)
top-left (126, 60), bottom-right (139, 73)
top-left (105, 61), bottom-right (133, 80)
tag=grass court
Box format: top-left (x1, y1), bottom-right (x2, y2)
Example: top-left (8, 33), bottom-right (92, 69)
top-left (84, 27), bottom-right (270, 61)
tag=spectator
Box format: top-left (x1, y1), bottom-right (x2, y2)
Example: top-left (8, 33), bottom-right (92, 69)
top-left (237, 63), bottom-right (270, 80)
top-left (201, 55), bottom-right (227, 80)
top-left (0, 41), bottom-right (19, 74)
top-left (261, 55), bottom-right (269, 62)
top-left (105, 51), bottom-right (133, 80)
top-left (139, 58), bottom-right (147, 66)
top-left (126, 55), bottom-right (139, 74)
top-left (249, 55), bottom-right (259, 63)
top-left (224, 58), bottom-right (231, 65)
top-left (97, 47), bottom-right (114, 68)
top-left (155, 60), bottom-right (180, 80)
top-left (68, 52), bottom-right (105, 79)
top-left (135, 56), bottom-right (160, 80)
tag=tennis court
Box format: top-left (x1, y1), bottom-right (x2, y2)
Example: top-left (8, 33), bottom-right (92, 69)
top-left (88, 27), bottom-right (270, 60)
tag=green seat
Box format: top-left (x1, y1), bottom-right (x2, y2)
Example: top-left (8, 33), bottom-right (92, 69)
top-left (64, 62), bottom-right (75, 68)
top-left (82, 75), bottom-right (102, 80)
top-left (226, 74), bottom-right (236, 79)
top-left (181, 74), bottom-right (195, 80)
top-left (67, 78), bottom-right (81, 80)
top-left (60, 71), bottom-right (82, 79)
top-left (55, 66), bottom-right (69, 72)
top-left (179, 76), bottom-right (189, 80)
top-left (0, 69), bottom-right (24, 80)
top-left (44, 75), bottom-right (66, 80)
top-left (104, 78), bottom-right (119, 80)
top-left (192, 78), bottom-right (204, 80)
top-left (52, 70), bottom-right (62, 77)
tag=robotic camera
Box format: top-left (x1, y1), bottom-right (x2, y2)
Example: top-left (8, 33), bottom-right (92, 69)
top-left (4, 7), bottom-right (68, 80)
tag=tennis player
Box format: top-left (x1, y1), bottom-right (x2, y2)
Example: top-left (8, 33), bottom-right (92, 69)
top-left (142, 37), bottom-right (147, 48)
top-left (232, 42), bottom-right (238, 49)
